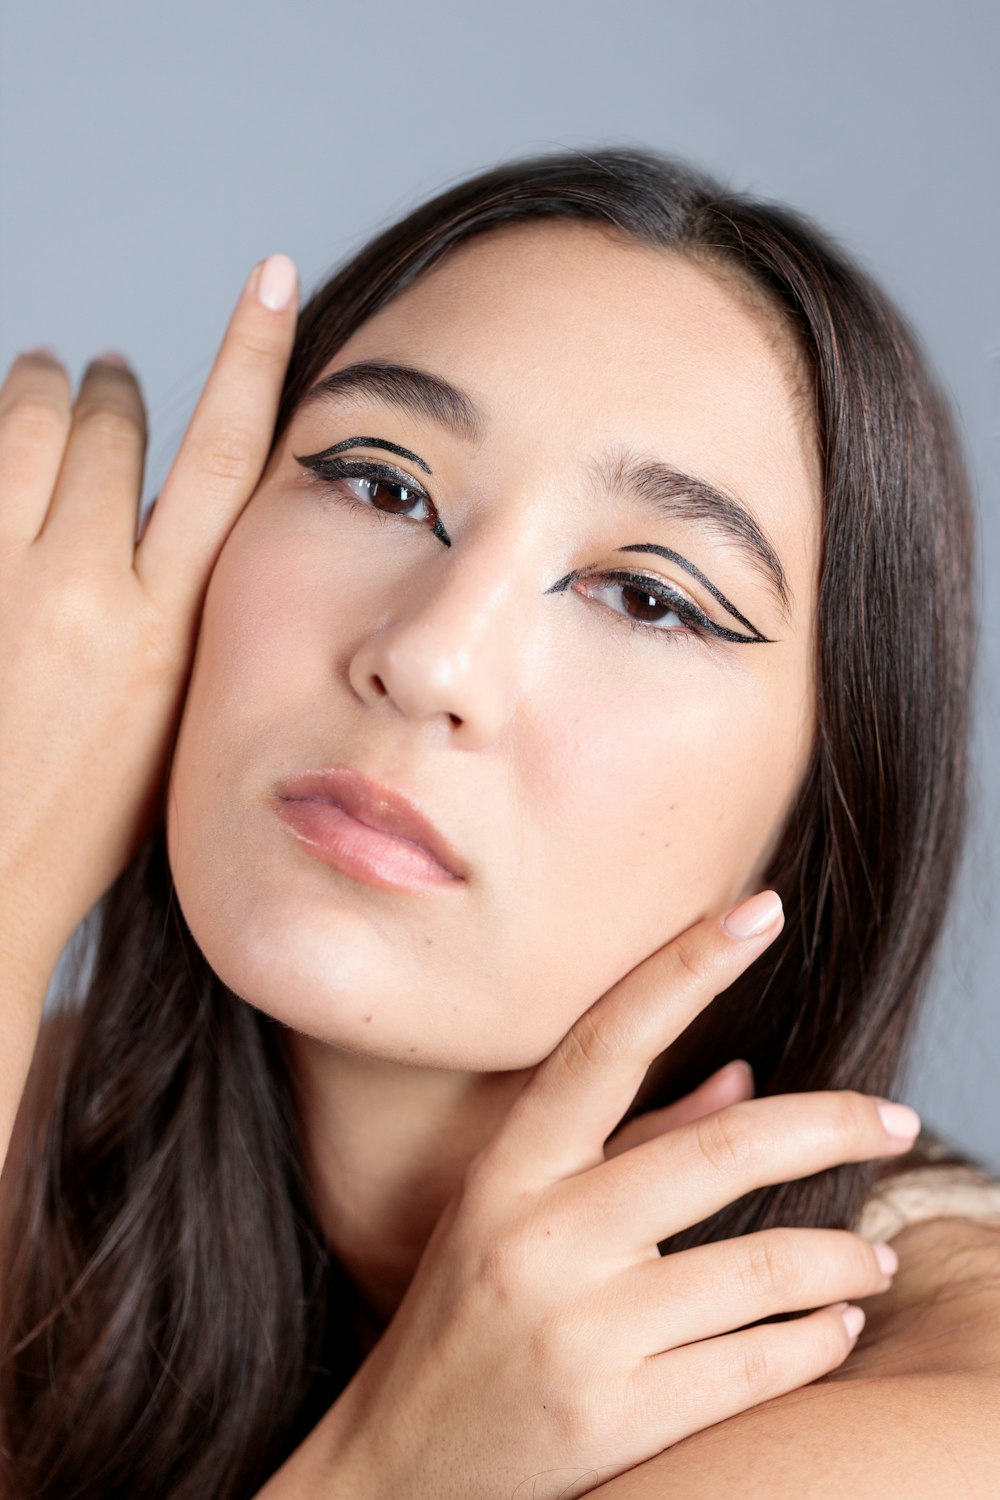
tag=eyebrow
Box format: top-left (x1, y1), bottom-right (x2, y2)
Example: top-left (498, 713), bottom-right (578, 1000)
top-left (299, 359), bottom-right (484, 444)
top-left (297, 359), bottom-right (791, 619)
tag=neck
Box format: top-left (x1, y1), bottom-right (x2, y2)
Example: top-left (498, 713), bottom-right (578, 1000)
top-left (282, 1030), bottom-right (535, 1333)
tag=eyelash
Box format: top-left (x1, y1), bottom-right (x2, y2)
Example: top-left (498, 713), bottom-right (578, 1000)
top-left (296, 454), bottom-right (729, 646)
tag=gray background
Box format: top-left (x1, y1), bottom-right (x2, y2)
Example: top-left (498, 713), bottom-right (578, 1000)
top-left (2, 1), bottom-right (998, 1166)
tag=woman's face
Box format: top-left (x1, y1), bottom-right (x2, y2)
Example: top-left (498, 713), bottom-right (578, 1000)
top-left (166, 221), bottom-right (821, 1070)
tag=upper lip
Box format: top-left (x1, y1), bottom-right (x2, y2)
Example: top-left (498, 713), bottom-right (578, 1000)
top-left (272, 763), bottom-right (467, 879)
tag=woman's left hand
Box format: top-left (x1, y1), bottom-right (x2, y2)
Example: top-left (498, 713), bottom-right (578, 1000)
top-left (250, 1057), bottom-right (757, 1499)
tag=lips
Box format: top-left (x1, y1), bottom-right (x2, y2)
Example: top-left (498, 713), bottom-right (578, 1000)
top-left (271, 764), bottom-right (466, 880)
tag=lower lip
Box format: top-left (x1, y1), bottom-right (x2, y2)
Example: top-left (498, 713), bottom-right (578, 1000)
top-left (272, 797), bottom-right (462, 891)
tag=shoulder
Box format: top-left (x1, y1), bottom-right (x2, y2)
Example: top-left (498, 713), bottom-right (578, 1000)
top-left (592, 1213), bottom-right (1000, 1498)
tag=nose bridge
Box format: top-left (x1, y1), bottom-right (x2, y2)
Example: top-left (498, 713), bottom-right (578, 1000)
top-left (348, 518), bottom-right (533, 740)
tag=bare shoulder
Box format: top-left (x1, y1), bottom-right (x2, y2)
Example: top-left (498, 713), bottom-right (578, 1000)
top-left (593, 1215), bottom-right (1000, 1499)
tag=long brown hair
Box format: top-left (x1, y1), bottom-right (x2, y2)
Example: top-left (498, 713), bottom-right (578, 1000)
top-left (0, 146), bottom-right (976, 1498)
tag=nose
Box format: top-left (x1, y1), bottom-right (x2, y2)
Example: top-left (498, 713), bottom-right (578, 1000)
top-left (347, 531), bottom-right (531, 748)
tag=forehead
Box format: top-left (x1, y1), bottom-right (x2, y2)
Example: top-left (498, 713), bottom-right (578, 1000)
top-left (307, 221), bottom-right (822, 613)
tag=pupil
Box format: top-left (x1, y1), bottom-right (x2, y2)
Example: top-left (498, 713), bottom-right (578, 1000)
top-left (624, 583), bottom-right (666, 622)
top-left (370, 479), bottom-right (413, 514)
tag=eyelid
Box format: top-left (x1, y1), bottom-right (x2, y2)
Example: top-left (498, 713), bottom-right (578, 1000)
top-left (618, 542), bottom-right (771, 641)
top-left (294, 451), bottom-right (431, 495)
top-left (602, 565), bottom-right (702, 618)
top-left (588, 568), bottom-right (758, 644)
top-left (295, 447), bottom-right (770, 643)
top-left (295, 450), bottom-right (451, 546)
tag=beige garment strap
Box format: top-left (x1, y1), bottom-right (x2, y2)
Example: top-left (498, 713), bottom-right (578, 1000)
top-left (853, 1129), bottom-right (1000, 1241)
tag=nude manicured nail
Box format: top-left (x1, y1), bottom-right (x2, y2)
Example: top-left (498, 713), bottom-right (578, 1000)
top-left (722, 891), bottom-right (783, 939)
top-left (841, 1305), bottom-right (865, 1339)
top-left (876, 1101), bottom-right (921, 1139)
top-left (721, 1059), bottom-right (754, 1086)
top-left (872, 1241), bottom-right (899, 1276)
top-left (255, 253), bottom-right (297, 311)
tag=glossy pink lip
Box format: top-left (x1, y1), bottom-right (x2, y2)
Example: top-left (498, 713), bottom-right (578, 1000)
top-left (271, 764), bottom-right (466, 886)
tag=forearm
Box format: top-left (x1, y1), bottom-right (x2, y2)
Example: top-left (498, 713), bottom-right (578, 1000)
top-left (251, 1384), bottom-right (383, 1500)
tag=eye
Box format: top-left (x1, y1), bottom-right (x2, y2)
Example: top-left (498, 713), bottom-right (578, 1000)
top-left (295, 453), bottom-right (453, 545)
top-left (577, 570), bottom-right (715, 644)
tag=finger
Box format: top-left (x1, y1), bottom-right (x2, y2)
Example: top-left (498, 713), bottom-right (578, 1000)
top-left (627, 1227), bottom-right (893, 1353)
top-left (480, 891), bottom-right (784, 1188)
top-left (640, 1301), bottom-right (864, 1445)
top-left (38, 355), bottom-right (148, 568)
top-left (135, 253), bottom-right (298, 615)
top-left (603, 1060), bottom-right (755, 1160)
top-left (0, 349), bottom-right (73, 548)
top-left (584, 1089), bottom-right (921, 1250)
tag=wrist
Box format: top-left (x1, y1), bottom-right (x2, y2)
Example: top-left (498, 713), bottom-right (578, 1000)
top-left (0, 856), bottom-right (75, 990)
top-left (0, 906), bottom-right (63, 998)
top-left (250, 1381), bottom-right (386, 1500)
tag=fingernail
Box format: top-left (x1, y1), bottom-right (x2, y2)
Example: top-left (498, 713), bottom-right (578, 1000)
top-left (872, 1241), bottom-right (899, 1276)
top-left (20, 345), bottom-right (60, 360)
top-left (841, 1305), bottom-right (865, 1340)
top-left (722, 1059), bottom-right (754, 1086)
top-left (255, 253), bottom-right (297, 311)
top-left (876, 1101), bottom-right (921, 1139)
top-left (722, 890), bottom-right (783, 939)
top-left (94, 350), bottom-right (130, 369)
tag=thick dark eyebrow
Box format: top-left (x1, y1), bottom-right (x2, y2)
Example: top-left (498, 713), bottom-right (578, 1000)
top-left (298, 358), bottom-right (484, 444)
top-left (590, 447), bottom-right (791, 621)
top-left (297, 359), bottom-right (791, 620)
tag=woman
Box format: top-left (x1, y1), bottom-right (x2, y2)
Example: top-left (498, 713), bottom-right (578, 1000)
top-left (1, 146), bottom-right (998, 1499)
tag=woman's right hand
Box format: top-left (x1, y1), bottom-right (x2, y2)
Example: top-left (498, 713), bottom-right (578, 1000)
top-left (0, 254), bottom-right (298, 979)
top-left (0, 255), bottom-right (298, 1172)
top-left (316, 892), bottom-right (918, 1500)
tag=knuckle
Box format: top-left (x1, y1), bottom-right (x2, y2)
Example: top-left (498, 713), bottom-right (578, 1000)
top-left (736, 1336), bottom-right (773, 1393)
top-left (0, 393), bottom-right (69, 444)
top-left (742, 1231), bottom-right (801, 1298)
top-left (672, 935), bottom-right (708, 985)
top-left (75, 403), bottom-right (142, 449)
top-left (829, 1090), bottom-right (873, 1147)
top-left (557, 1008), bottom-right (616, 1079)
top-left (465, 1223), bottom-right (536, 1306)
top-left (36, 573), bottom-right (112, 655)
top-left (237, 327), bottom-right (286, 363)
top-left (197, 427), bottom-right (258, 485)
top-left (692, 1105), bottom-right (756, 1178)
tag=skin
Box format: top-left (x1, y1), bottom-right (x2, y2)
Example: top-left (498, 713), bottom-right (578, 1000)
top-left (164, 220), bottom-right (822, 1330)
top-left (5, 227), bottom-right (998, 1497)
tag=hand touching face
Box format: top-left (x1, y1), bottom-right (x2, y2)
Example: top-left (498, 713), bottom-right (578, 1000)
top-left (166, 222), bottom-right (820, 1070)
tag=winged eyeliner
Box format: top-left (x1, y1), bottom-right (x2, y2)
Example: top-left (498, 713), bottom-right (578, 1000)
top-left (294, 436), bottom-right (774, 643)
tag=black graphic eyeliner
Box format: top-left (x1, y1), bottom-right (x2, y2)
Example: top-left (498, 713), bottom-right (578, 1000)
top-left (305, 435), bottom-right (433, 473)
top-left (619, 544), bottom-right (771, 640)
top-left (295, 443), bottom-right (450, 546)
top-left (294, 438), bottom-right (775, 643)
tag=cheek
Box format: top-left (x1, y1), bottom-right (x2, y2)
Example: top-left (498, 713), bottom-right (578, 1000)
top-left (171, 525), bottom-right (333, 786)
top-left (165, 528), bottom-right (317, 905)
top-left (513, 655), bottom-right (807, 1001)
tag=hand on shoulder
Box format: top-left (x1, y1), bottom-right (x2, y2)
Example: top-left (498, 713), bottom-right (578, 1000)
top-left (592, 1212), bottom-right (1000, 1498)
